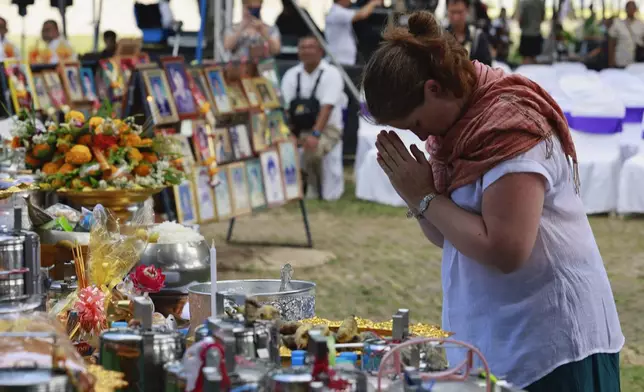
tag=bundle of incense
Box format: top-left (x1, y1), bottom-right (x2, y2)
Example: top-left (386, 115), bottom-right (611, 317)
top-left (71, 243), bottom-right (87, 289)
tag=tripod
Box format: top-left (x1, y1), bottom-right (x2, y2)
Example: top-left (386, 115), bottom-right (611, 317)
top-left (11, 0), bottom-right (34, 59)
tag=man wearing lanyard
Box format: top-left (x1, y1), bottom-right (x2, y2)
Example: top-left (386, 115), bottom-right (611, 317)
top-left (281, 36), bottom-right (346, 199)
top-left (325, 0), bottom-right (382, 66)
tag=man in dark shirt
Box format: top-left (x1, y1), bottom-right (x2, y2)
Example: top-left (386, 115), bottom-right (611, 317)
top-left (446, 0), bottom-right (492, 66)
top-left (100, 30), bottom-right (117, 58)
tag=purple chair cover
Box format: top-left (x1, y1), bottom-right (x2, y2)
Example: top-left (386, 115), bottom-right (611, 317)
top-left (624, 107), bottom-right (644, 124)
top-left (566, 114), bottom-right (623, 134)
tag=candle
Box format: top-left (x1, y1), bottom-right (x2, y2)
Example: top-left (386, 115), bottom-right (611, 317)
top-left (210, 239), bottom-right (217, 317)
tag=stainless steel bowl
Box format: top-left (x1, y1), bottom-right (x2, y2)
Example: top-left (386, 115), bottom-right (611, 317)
top-left (188, 280), bottom-right (316, 329)
top-left (138, 240), bottom-right (210, 289)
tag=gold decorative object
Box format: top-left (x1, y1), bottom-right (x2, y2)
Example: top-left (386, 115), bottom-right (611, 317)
top-left (0, 183), bottom-right (38, 200)
top-left (58, 188), bottom-right (163, 221)
top-left (301, 316), bottom-right (451, 338)
top-left (280, 316), bottom-right (451, 357)
top-left (87, 364), bottom-right (128, 392)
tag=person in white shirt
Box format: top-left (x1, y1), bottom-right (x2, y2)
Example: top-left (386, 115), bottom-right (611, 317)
top-left (325, 0), bottom-right (382, 66)
top-left (281, 36), bottom-right (346, 198)
top-left (159, 0), bottom-right (176, 30)
top-left (0, 17), bottom-right (19, 61)
top-left (609, 1), bottom-right (644, 68)
top-left (39, 20), bottom-right (76, 64)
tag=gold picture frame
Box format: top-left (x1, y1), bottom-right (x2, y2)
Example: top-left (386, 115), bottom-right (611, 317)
top-left (277, 139), bottom-right (303, 201)
top-left (241, 78), bottom-right (260, 109)
top-left (173, 180), bottom-right (198, 224)
top-left (59, 61), bottom-right (85, 103)
top-left (252, 76), bottom-right (280, 109)
top-left (142, 68), bottom-right (180, 126)
top-left (227, 82), bottom-right (250, 112)
top-left (204, 66), bottom-right (233, 115)
top-left (192, 119), bottom-right (214, 163)
top-left (213, 165), bottom-right (234, 221)
top-left (227, 162), bottom-right (252, 216)
top-left (192, 166), bottom-right (218, 224)
top-left (4, 59), bottom-right (40, 111)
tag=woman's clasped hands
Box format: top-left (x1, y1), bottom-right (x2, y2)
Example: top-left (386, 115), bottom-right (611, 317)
top-left (375, 130), bottom-right (437, 209)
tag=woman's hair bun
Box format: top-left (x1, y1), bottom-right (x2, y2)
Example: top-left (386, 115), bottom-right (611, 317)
top-left (407, 11), bottom-right (441, 38)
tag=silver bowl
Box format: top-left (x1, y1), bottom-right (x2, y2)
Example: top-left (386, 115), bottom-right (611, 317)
top-left (187, 280), bottom-right (316, 330)
top-left (139, 240), bottom-right (210, 289)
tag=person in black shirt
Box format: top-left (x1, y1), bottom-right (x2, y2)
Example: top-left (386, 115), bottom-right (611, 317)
top-left (101, 30), bottom-right (117, 58)
top-left (275, 0), bottom-right (321, 44)
top-left (446, 0), bottom-right (492, 66)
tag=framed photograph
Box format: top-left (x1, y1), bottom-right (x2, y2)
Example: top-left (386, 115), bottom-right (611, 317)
top-left (204, 67), bottom-right (233, 115)
top-left (42, 71), bottom-right (67, 108)
top-left (213, 128), bottom-right (234, 164)
top-left (245, 158), bottom-right (267, 210)
top-left (229, 124), bottom-right (253, 160)
top-left (32, 73), bottom-right (51, 109)
top-left (278, 140), bottom-right (303, 201)
top-left (266, 110), bottom-right (288, 143)
top-left (75, 103), bottom-right (94, 121)
top-left (192, 120), bottom-right (214, 163)
top-left (142, 69), bottom-right (180, 125)
top-left (193, 166), bottom-right (217, 223)
top-left (227, 162), bottom-right (252, 216)
top-left (260, 149), bottom-right (286, 207)
top-left (227, 82), bottom-right (250, 112)
top-left (174, 180), bottom-right (198, 224)
top-left (241, 78), bottom-right (260, 108)
top-left (257, 59), bottom-right (283, 104)
top-left (4, 60), bottom-right (39, 111)
top-left (79, 67), bottom-right (98, 102)
top-left (162, 57), bottom-right (199, 118)
top-left (170, 134), bottom-right (195, 172)
top-left (252, 77), bottom-right (280, 109)
top-left (213, 167), bottom-right (233, 221)
top-left (99, 58), bottom-right (124, 99)
top-left (59, 62), bottom-right (84, 103)
top-left (250, 112), bottom-right (269, 153)
top-left (188, 67), bottom-right (214, 115)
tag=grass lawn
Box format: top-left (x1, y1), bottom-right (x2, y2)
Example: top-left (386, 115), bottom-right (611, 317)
top-left (202, 172), bottom-right (644, 391)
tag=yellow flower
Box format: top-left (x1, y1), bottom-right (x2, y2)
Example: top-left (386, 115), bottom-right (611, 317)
top-left (89, 117), bottom-right (104, 130)
top-left (65, 110), bottom-right (85, 124)
top-left (199, 102), bottom-right (211, 114)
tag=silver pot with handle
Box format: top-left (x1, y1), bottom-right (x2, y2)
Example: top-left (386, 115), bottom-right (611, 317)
top-left (0, 221), bottom-right (42, 306)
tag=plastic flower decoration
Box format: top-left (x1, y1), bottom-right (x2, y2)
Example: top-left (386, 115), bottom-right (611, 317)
top-left (129, 265), bottom-right (166, 294)
top-left (74, 286), bottom-right (107, 333)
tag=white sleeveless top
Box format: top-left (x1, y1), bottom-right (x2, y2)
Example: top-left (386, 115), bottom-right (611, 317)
top-left (442, 137), bottom-right (624, 388)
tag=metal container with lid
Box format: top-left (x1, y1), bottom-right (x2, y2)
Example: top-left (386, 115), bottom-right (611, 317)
top-left (0, 207), bottom-right (42, 306)
top-left (188, 279), bottom-right (316, 326)
top-left (99, 296), bottom-right (186, 392)
top-left (138, 239), bottom-right (210, 290)
top-left (206, 316), bottom-right (281, 366)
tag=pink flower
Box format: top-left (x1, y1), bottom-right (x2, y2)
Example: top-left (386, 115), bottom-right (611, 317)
top-left (74, 286), bottom-right (106, 333)
top-left (130, 265), bottom-right (166, 293)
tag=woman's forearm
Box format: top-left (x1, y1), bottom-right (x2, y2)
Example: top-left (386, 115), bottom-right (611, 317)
top-left (417, 217), bottom-right (444, 248)
top-left (422, 195), bottom-right (503, 270)
top-left (223, 30), bottom-right (243, 51)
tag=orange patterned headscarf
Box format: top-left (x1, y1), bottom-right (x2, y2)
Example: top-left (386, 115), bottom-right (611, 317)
top-left (426, 61), bottom-right (579, 194)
